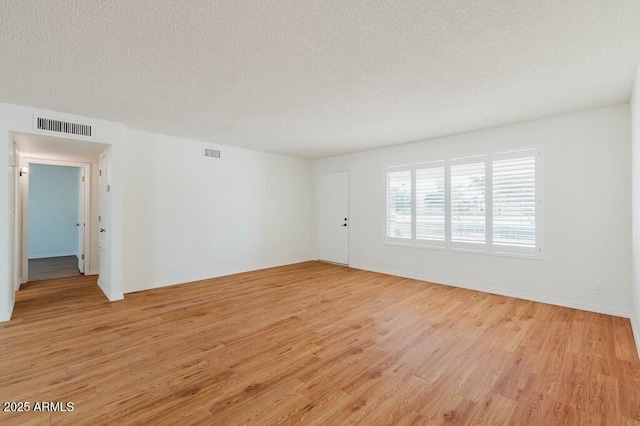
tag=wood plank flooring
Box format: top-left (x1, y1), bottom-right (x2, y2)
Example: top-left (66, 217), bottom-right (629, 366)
top-left (28, 256), bottom-right (81, 282)
top-left (1, 261), bottom-right (639, 425)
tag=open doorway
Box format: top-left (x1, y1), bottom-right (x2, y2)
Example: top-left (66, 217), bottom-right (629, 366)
top-left (12, 132), bottom-right (109, 287)
top-left (25, 162), bottom-right (87, 282)
top-left (1, 107), bottom-right (124, 321)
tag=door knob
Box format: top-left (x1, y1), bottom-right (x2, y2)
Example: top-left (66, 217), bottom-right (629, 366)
top-left (75, 223), bottom-right (80, 227)
top-left (342, 224), bottom-right (347, 227)
top-left (100, 228), bottom-right (106, 233)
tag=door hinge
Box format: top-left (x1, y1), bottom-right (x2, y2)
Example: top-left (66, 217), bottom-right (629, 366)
top-left (81, 254), bottom-right (85, 260)
top-left (82, 175), bottom-right (85, 182)
top-left (99, 215), bottom-right (101, 222)
top-left (99, 170), bottom-right (102, 176)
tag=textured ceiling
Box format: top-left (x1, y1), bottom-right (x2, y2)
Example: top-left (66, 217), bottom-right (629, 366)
top-left (1, 1), bottom-right (640, 159)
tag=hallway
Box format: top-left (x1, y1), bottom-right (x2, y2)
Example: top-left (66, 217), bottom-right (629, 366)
top-left (28, 256), bottom-right (81, 282)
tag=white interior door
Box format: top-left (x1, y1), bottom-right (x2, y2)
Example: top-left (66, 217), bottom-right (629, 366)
top-left (77, 168), bottom-right (85, 273)
top-left (318, 171), bottom-right (349, 264)
top-left (98, 153), bottom-right (110, 288)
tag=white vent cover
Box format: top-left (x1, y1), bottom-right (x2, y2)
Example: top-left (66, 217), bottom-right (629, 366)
top-left (203, 148), bottom-right (221, 158)
top-left (36, 117), bottom-right (92, 137)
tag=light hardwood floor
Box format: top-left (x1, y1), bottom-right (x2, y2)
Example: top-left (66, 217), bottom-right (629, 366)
top-left (1, 261), bottom-right (639, 425)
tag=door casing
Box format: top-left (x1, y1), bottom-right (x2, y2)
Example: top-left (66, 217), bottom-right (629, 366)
top-left (20, 158), bottom-right (91, 284)
top-left (98, 151), bottom-right (110, 291)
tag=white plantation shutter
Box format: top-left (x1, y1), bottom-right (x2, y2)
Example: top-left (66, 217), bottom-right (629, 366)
top-left (492, 154), bottom-right (536, 247)
top-left (415, 166), bottom-right (445, 241)
top-left (450, 162), bottom-right (485, 243)
top-left (386, 169), bottom-right (412, 239)
top-left (384, 148), bottom-right (542, 257)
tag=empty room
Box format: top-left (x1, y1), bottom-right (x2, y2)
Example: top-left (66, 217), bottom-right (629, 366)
top-left (1, 1), bottom-right (640, 425)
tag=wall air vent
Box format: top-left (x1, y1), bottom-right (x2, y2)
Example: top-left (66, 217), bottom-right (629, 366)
top-left (36, 117), bottom-right (92, 137)
top-left (203, 148), bottom-right (221, 158)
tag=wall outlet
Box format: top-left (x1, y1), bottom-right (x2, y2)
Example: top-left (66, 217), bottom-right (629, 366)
top-left (594, 283), bottom-right (604, 295)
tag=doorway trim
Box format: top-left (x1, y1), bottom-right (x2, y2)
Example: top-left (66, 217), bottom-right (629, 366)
top-left (20, 158), bottom-right (92, 286)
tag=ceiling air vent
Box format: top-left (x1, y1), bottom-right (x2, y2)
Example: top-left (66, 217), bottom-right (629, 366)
top-left (36, 117), bottom-right (92, 137)
top-left (203, 147), bottom-right (221, 158)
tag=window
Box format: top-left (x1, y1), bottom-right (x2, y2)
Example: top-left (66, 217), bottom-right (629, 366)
top-left (384, 148), bottom-right (542, 257)
top-left (492, 156), bottom-right (536, 248)
top-left (450, 161), bottom-right (485, 244)
top-left (386, 167), bottom-right (412, 239)
top-left (416, 165), bottom-right (445, 241)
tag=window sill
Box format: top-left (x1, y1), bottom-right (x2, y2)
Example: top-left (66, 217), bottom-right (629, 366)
top-left (383, 239), bottom-right (544, 260)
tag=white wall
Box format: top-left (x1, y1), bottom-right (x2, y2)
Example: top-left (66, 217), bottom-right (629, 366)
top-left (631, 61), bottom-right (640, 354)
top-left (27, 164), bottom-right (80, 259)
top-left (314, 104), bottom-right (632, 317)
top-left (1, 119), bottom-right (16, 320)
top-left (0, 102), bottom-right (312, 320)
top-left (122, 129), bottom-right (314, 293)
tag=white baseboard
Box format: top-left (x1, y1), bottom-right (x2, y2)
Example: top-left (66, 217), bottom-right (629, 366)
top-left (87, 269), bottom-right (99, 276)
top-left (631, 316), bottom-right (640, 361)
top-left (97, 278), bottom-right (109, 299)
top-left (97, 278), bottom-right (124, 302)
top-left (350, 262), bottom-right (631, 319)
top-left (28, 251), bottom-right (77, 259)
top-left (126, 272), bottom-right (224, 294)
top-left (124, 258), bottom-right (314, 294)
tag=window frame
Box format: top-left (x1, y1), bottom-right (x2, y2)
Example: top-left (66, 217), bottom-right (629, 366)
top-left (384, 147), bottom-right (544, 259)
top-left (384, 164), bottom-right (414, 244)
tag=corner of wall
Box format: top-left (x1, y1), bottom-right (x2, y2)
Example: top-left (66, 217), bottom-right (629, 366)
top-left (97, 278), bottom-right (124, 302)
top-left (631, 316), bottom-right (640, 361)
top-left (631, 57), bottom-right (640, 361)
top-left (0, 301), bottom-right (14, 322)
